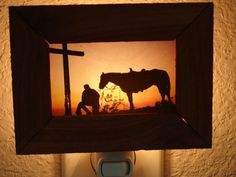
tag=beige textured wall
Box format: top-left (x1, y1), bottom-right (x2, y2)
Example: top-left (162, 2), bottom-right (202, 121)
top-left (0, 2), bottom-right (61, 177)
top-left (0, 0), bottom-right (235, 177)
top-left (164, 1), bottom-right (236, 177)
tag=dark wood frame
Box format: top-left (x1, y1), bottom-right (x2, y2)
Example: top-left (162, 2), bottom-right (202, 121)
top-left (9, 3), bottom-right (213, 154)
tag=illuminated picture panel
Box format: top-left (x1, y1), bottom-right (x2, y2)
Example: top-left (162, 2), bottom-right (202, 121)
top-left (50, 41), bottom-right (176, 117)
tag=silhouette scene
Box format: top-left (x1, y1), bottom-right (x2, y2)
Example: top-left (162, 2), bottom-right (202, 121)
top-left (49, 41), bottom-right (176, 117)
top-left (99, 68), bottom-right (172, 111)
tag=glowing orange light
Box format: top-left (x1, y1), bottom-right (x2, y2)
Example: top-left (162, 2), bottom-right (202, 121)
top-left (50, 41), bottom-right (176, 116)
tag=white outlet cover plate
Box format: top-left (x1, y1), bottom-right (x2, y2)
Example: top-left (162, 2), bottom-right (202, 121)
top-left (62, 150), bottom-right (164, 177)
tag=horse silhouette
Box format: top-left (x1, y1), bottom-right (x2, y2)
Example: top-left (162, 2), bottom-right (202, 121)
top-left (99, 69), bottom-right (172, 110)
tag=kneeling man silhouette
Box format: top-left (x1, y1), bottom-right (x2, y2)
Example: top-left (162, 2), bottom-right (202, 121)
top-left (76, 84), bottom-right (100, 116)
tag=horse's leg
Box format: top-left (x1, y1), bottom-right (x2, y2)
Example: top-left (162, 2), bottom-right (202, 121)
top-left (165, 83), bottom-right (172, 104)
top-left (161, 87), bottom-right (172, 105)
top-left (127, 92), bottom-right (134, 110)
top-left (160, 92), bottom-right (166, 104)
top-left (167, 91), bottom-right (172, 104)
top-left (156, 85), bottom-right (166, 104)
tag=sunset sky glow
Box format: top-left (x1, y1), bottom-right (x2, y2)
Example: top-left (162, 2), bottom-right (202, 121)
top-left (50, 41), bottom-right (176, 116)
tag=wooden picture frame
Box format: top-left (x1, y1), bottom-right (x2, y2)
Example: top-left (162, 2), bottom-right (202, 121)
top-left (9, 3), bottom-right (213, 154)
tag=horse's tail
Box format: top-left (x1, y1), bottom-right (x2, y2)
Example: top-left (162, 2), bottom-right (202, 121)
top-left (153, 69), bottom-right (172, 104)
top-left (165, 72), bottom-right (172, 104)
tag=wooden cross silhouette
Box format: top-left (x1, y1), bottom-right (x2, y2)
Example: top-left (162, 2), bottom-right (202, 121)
top-left (50, 43), bottom-right (84, 116)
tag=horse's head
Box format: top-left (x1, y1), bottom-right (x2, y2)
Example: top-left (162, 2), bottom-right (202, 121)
top-left (99, 72), bottom-right (108, 89)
